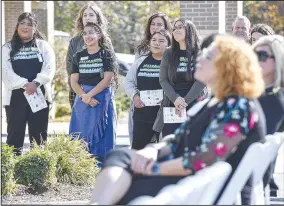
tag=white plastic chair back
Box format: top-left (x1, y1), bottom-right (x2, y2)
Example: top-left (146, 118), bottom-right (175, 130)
top-left (128, 196), bottom-right (154, 205)
top-left (154, 162), bottom-right (231, 205)
top-left (216, 142), bottom-right (263, 205)
top-left (251, 133), bottom-right (284, 205)
top-left (129, 161), bottom-right (232, 205)
top-left (197, 162), bottom-right (232, 204)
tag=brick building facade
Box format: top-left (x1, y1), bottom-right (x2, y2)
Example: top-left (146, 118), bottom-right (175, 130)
top-left (180, 1), bottom-right (242, 38)
top-left (2, 1), bottom-right (53, 44)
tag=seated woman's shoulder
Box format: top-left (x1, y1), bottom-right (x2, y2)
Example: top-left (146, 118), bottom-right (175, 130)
top-left (216, 95), bottom-right (264, 131)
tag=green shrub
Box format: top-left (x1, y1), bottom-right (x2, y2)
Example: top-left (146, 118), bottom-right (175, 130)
top-left (43, 134), bottom-right (100, 186)
top-left (14, 143), bottom-right (57, 192)
top-left (115, 93), bottom-right (130, 112)
top-left (1, 144), bottom-right (16, 195)
top-left (55, 104), bottom-right (71, 118)
top-left (115, 101), bottom-right (122, 118)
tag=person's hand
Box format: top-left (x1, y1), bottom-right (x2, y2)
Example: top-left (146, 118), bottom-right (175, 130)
top-left (175, 107), bottom-right (182, 117)
top-left (80, 93), bottom-right (92, 105)
top-left (133, 94), bottom-right (145, 108)
top-left (174, 97), bottom-right (188, 110)
top-left (89, 98), bottom-right (100, 107)
top-left (25, 82), bottom-right (37, 95)
top-left (131, 147), bottom-right (158, 175)
top-left (157, 99), bottom-right (163, 105)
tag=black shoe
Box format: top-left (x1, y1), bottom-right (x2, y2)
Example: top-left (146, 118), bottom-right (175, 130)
top-left (270, 189), bottom-right (277, 197)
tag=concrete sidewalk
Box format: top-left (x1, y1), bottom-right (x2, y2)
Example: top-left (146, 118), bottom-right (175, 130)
top-left (1, 118), bottom-right (130, 147)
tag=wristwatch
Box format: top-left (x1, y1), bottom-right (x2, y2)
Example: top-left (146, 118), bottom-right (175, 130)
top-left (32, 81), bottom-right (40, 87)
top-left (152, 163), bottom-right (160, 175)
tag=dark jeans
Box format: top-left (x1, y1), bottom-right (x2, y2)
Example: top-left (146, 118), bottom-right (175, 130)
top-left (162, 123), bottom-right (181, 137)
top-left (102, 149), bottom-right (184, 205)
top-left (5, 88), bottom-right (49, 155)
top-left (132, 120), bottom-right (159, 150)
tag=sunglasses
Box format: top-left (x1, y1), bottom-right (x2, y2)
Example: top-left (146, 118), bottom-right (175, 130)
top-left (255, 50), bottom-right (274, 62)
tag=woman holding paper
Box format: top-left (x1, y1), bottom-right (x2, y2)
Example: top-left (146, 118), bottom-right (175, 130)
top-left (2, 12), bottom-right (55, 155)
top-left (153, 18), bottom-right (207, 137)
top-left (126, 12), bottom-right (172, 145)
top-left (124, 30), bottom-right (171, 150)
top-left (69, 22), bottom-right (118, 167)
top-left (90, 35), bottom-right (266, 205)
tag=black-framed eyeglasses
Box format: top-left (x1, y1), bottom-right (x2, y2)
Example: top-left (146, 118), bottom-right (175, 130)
top-left (255, 50), bottom-right (275, 62)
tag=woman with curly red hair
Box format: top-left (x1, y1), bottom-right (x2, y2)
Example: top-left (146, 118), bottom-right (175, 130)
top-left (89, 35), bottom-right (266, 205)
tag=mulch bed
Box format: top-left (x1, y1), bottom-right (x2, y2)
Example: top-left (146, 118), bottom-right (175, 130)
top-left (2, 183), bottom-right (92, 205)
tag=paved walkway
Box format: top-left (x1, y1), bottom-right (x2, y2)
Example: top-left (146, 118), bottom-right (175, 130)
top-left (1, 117), bottom-right (283, 200)
top-left (1, 118), bottom-right (130, 148)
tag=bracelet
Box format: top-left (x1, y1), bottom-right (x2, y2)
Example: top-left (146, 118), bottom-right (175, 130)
top-left (32, 81), bottom-right (40, 87)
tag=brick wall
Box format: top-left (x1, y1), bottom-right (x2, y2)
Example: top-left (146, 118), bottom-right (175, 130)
top-left (4, 1), bottom-right (25, 42)
top-left (180, 1), bottom-right (240, 38)
top-left (225, 1), bottom-right (238, 33)
top-left (180, 1), bottom-right (219, 38)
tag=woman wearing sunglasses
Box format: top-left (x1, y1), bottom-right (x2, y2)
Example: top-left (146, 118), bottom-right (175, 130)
top-left (252, 35), bottom-right (284, 197)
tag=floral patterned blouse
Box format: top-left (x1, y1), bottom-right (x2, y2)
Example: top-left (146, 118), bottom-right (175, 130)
top-left (161, 95), bottom-right (266, 173)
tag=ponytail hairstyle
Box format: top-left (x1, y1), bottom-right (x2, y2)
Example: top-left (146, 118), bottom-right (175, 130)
top-left (83, 22), bottom-right (119, 91)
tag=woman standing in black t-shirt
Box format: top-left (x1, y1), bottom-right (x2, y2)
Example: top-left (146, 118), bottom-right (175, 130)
top-left (2, 12), bottom-right (55, 155)
top-left (153, 18), bottom-right (207, 137)
top-left (69, 22), bottom-right (118, 167)
top-left (124, 30), bottom-right (171, 150)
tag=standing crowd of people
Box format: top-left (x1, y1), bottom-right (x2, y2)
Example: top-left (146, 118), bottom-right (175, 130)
top-left (2, 2), bottom-right (283, 205)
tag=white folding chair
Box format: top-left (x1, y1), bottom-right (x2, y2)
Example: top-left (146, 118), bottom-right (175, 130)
top-left (216, 132), bottom-right (284, 205)
top-left (196, 162), bottom-right (232, 205)
top-left (129, 161), bottom-right (232, 205)
top-left (252, 132), bottom-right (284, 205)
top-left (128, 196), bottom-right (155, 205)
top-left (174, 161), bottom-right (232, 205)
top-left (216, 142), bottom-right (264, 205)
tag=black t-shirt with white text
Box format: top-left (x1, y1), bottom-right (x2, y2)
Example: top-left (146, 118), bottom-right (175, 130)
top-left (134, 54), bottom-right (162, 123)
top-left (71, 48), bottom-right (114, 86)
top-left (175, 49), bottom-right (195, 91)
top-left (11, 40), bottom-right (43, 82)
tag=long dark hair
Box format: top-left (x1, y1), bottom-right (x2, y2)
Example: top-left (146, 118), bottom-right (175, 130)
top-left (74, 3), bottom-right (107, 36)
top-left (136, 12), bottom-right (172, 57)
top-left (169, 18), bottom-right (200, 83)
top-left (83, 22), bottom-right (119, 91)
top-left (10, 12), bottom-right (44, 59)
